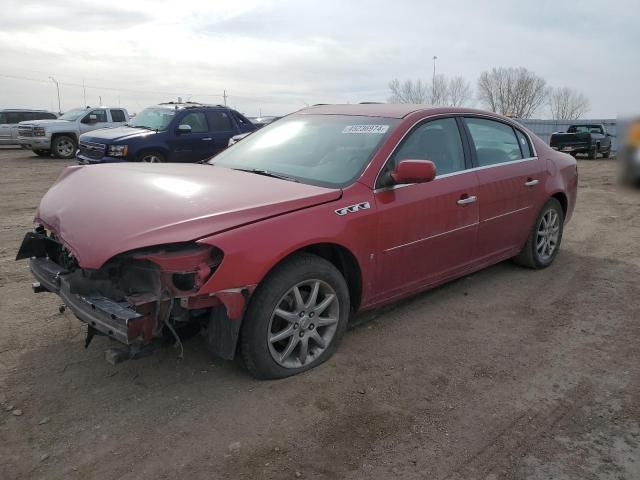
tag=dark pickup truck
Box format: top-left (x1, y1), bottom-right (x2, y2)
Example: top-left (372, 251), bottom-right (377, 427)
top-left (550, 124), bottom-right (613, 159)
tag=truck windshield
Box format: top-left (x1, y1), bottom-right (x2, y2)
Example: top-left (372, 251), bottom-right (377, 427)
top-left (129, 108), bottom-right (175, 131)
top-left (59, 109), bottom-right (87, 121)
top-left (210, 114), bottom-right (399, 188)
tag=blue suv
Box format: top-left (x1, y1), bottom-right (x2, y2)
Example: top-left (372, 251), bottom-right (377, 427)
top-left (76, 102), bottom-right (256, 164)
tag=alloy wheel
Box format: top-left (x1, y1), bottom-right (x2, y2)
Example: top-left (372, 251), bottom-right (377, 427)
top-left (267, 279), bottom-right (339, 369)
top-left (57, 139), bottom-right (74, 157)
top-left (141, 154), bottom-right (162, 163)
top-left (536, 208), bottom-right (560, 261)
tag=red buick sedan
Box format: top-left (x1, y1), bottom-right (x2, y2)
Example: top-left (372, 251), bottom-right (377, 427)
top-left (17, 104), bottom-right (577, 379)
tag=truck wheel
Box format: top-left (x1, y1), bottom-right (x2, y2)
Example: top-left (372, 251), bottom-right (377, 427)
top-left (240, 253), bottom-right (350, 379)
top-left (602, 148), bottom-right (611, 159)
top-left (33, 149), bottom-right (51, 157)
top-left (52, 135), bottom-right (77, 159)
top-left (513, 198), bottom-right (564, 269)
top-left (138, 152), bottom-right (165, 163)
top-left (588, 146), bottom-right (598, 159)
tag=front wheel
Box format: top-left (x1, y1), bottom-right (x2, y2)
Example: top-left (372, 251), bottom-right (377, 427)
top-left (138, 151), bottom-right (165, 163)
top-left (588, 145), bottom-right (598, 159)
top-left (602, 148), bottom-right (611, 159)
top-left (51, 135), bottom-right (77, 159)
top-left (513, 198), bottom-right (564, 269)
top-left (240, 253), bottom-right (350, 379)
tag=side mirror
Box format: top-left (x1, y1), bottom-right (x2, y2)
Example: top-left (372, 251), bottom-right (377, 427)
top-left (177, 124), bottom-right (192, 135)
top-left (391, 160), bottom-right (437, 184)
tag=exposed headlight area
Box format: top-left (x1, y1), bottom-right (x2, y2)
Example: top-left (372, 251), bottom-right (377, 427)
top-left (107, 144), bottom-right (128, 157)
top-left (33, 126), bottom-right (46, 137)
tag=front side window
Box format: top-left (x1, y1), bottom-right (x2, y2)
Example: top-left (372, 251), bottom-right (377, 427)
top-left (130, 107), bottom-right (175, 131)
top-left (211, 114), bottom-right (399, 188)
top-left (388, 117), bottom-right (466, 177)
top-left (83, 109), bottom-right (107, 123)
top-left (465, 117), bottom-right (523, 166)
top-left (181, 112), bottom-right (209, 133)
top-left (110, 109), bottom-right (126, 122)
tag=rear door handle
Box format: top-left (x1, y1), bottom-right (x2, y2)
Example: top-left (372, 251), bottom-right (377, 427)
top-left (202, 137), bottom-right (213, 141)
top-left (457, 195), bottom-right (477, 206)
top-left (525, 178), bottom-right (539, 187)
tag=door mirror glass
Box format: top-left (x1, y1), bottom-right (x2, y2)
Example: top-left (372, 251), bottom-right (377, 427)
top-left (177, 124), bottom-right (192, 135)
top-left (391, 160), bottom-right (437, 184)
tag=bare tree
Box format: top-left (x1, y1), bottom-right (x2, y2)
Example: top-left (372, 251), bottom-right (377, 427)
top-left (389, 75), bottom-right (473, 107)
top-left (548, 86), bottom-right (590, 120)
top-left (430, 74), bottom-right (449, 106)
top-left (388, 78), bottom-right (429, 104)
top-left (477, 67), bottom-right (547, 118)
top-left (447, 76), bottom-right (473, 107)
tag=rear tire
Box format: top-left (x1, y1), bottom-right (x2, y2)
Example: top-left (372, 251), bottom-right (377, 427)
top-left (51, 135), bottom-right (77, 159)
top-left (240, 253), bottom-right (350, 379)
top-left (33, 149), bottom-right (51, 157)
top-left (513, 198), bottom-right (564, 269)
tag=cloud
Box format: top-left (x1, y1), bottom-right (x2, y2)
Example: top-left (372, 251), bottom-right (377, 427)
top-left (0, 0), bottom-right (637, 117)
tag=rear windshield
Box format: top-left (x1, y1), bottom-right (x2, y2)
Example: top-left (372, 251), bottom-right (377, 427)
top-left (211, 114), bottom-right (400, 188)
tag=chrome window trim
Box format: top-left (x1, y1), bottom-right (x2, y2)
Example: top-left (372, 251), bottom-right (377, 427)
top-left (373, 156), bottom-right (538, 193)
top-left (373, 112), bottom-right (538, 191)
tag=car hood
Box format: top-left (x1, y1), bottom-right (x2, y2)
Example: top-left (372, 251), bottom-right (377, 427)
top-left (81, 126), bottom-right (155, 142)
top-left (35, 164), bottom-right (342, 269)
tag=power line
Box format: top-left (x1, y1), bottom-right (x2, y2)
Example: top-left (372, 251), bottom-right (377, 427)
top-left (0, 73), bottom-right (226, 99)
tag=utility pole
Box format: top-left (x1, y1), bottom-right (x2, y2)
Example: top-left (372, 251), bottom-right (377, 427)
top-left (49, 76), bottom-right (61, 114)
top-left (99, 95), bottom-right (102, 105)
top-left (432, 56), bottom-right (438, 101)
top-left (223, 90), bottom-right (228, 106)
top-left (82, 78), bottom-right (87, 106)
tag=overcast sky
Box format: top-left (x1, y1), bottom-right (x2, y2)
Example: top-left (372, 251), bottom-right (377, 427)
top-left (0, 0), bottom-right (636, 117)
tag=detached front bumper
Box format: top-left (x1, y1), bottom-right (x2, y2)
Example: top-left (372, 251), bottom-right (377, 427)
top-left (30, 257), bottom-right (144, 344)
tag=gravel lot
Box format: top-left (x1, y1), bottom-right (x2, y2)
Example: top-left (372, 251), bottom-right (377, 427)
top-left (0, 147), bottom-right (638, 480)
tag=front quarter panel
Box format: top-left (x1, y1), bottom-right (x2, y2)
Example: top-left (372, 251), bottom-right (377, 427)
top-left (196, 182), bottom-right (377, 307)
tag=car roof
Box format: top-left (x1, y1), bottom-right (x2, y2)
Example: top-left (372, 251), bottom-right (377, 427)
top-left (153, 102), bottom-right (230, 111)
top-left (295, 104), bottom-right (505, 119)
top-left (1, 109), bottom-right (52, 112)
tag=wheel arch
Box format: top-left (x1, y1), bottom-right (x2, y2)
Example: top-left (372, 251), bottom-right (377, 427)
top-left (261, 242), bottom-right (363, 313)
top-left (135, 146), bottom-right (170, 161)
top-left (550, 191), bottom-right (568, 218)
top-left (51, 131), bottom-right (78, 144)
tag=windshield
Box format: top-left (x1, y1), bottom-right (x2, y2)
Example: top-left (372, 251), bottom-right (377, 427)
top-left (129, 107), bottom-right (176, 130)
top-left (59, 108), bottom-right (87, 121)
top-left (211, 114), bottom-right (399, 188)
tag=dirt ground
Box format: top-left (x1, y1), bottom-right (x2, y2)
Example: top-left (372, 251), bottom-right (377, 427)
top-left (0, 147), bottom-right (638, 480)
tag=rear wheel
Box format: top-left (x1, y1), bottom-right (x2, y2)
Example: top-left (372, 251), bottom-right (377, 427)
top-left (138, 151), bottom-right (165, 163)
top-left (240, 253), bottom-right (349, 379)
top-left (51, 135), bottom-right (77, 159)
top-left (33, 149), bottom-right (51, 157)
top-left (513, 198), bottom-right (564, 269)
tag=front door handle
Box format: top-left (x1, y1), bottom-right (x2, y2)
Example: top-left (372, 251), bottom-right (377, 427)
top-left (457, 195), bottom-right (477, 206)
top-left (525, 178), bottom-right (539, 187)
top-left (202, 137), bottom-right (213, 141)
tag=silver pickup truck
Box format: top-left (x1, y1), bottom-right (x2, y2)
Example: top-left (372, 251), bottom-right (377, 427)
top-left (18, 107), bottom-right (128, 159)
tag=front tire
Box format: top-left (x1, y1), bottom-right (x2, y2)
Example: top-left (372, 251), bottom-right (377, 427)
top-left (240, 253), bottom-right (350, 379)
top-left (588, 145), bottom-right (598, 159)
top-left (138, 151), bottom-right (165, 163)
top-left (513, 198), bottom-right (564, 269)
top-left (51, 135), bottom-right (77, 159)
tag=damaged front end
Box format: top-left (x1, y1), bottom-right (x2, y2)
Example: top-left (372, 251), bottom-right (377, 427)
top-left (16, 225), bottom-right (250, 364)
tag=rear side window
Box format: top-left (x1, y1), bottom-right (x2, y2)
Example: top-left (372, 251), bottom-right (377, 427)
top-left (515, 129), bottom-right (533, 158)
top-left (389, 117), bottom-right (466, 176)
top-left (5, 112), bottom-right (22, 124)
top-left (209, 111), bottom-right (233, 131)
top-left (181, 112), bottom-right (209, 133)
top-left (465, 118), bottom-right (523, 166)
top-left (110, 109), bottom-right (126, 122)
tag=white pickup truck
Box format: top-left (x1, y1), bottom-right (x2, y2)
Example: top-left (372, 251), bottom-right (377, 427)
top-left (18, 106), bottom-right (129, 159)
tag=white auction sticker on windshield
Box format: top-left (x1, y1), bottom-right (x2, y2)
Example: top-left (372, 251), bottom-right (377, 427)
top-left (342, 125), bottom-right (389, 134)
